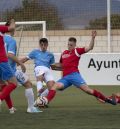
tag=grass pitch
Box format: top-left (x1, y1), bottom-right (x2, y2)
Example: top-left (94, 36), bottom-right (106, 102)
top-left (0, 86), bottom-right (120, 129)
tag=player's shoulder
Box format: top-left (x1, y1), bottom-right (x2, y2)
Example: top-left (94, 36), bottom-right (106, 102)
top-left (75, 47), bottom-right (86, 55)
top-left (62, 50), bottom-right (69, 54)
top-left (75, 47), bottom-right (83, 49)
top-left (31, 48), bottom-right (39, 52)
top-left (4, 34), bottom-right (11, 40)
top-left (46, 51), bottom-right (54, 55)
top-left (75, 47), bottom-right (85, 51)
top-left (4, 35), bottom-right (16, 45)
top-left (4, 34), bottom-right (15, 41)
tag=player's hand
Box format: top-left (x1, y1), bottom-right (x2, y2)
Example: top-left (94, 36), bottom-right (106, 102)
top-left (51, 64), bottom-right (62, 71)
top-left (20, 63), bottom-right (26, 73)
top-left (8, 19), bottom-right (15, 31)
top-left (10, 19), bottom-right (15, 23)
top-left (92, 31), bottom-right (97, 38)
top-left (51, 64), bottom-right (56, 70)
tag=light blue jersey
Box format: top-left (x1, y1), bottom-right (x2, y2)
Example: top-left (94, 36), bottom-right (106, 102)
top-left (27, 49), bottom-right (55, 68)
top-left (4, 34), bottom-right (17, 73)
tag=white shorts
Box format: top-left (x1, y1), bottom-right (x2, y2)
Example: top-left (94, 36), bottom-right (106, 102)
top-left (15, 70), bottom-right (29, 85)
top-left (34, 66), bottom-right (54, 83)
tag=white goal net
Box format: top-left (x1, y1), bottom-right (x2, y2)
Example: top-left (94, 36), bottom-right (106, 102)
top-left (0, 21), bottom-right (46, 56)
top-left (0, 21), bottom-right (47, 83)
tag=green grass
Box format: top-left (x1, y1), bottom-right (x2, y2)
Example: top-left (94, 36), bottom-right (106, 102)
top-left (1, 86), bottom-right (120, 129)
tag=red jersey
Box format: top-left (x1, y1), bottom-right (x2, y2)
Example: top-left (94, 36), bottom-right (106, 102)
top-left (0, 26), bottom-right (9, 63)
top-left (60, 47), bottom-right (86, 76)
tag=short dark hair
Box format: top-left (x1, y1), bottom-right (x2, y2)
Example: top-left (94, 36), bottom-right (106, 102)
top-left (5, 20), bottom-right (11, 26)
top-left (39, 38), bottom-right (48, 44)
top-left (68, 37), bottom-right (77, 43)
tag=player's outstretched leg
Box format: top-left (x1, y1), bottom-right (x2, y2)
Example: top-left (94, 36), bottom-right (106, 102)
top-left (80, 85), bottom-right (117, 105)
top-left (23, 81), bottom-right (43, 113)
top-left (42, 82), bottom-right (62, 104)
top-left (15, 70), bottom-right (43, 113)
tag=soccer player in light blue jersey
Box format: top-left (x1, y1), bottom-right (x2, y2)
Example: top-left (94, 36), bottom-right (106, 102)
top-left (4, 21), bottom-right (42, 113)
top-left (21, 38), bottom-right (55, 97)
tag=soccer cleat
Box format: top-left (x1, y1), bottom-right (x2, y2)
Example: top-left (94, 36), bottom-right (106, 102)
top-left (111, 94), bottom-right (118, 104)
top-left (27, 107), bottom-right (43, 113)
top-left (105, 97), bottom-right (117, 105)
top-left (9, 107), bottom-right (16, 114)
top-left (37, 104), bottom-right (49, 108)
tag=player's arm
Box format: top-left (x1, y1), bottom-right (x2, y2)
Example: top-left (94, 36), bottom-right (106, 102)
top-left (8, 19), bottom-right (15, 32)
top-left (19, 50), bottom-right (35, 63)
top-left (0, 26), bottom-right (8, 33)
top-left (85, 31), bottom-right (97, 53)
top-left (19, 57), bottom-right (30, 63)
top-left (51, 63), bottom-right (62, 71)
top-left (8, 53), bottom-right (26, 73)
top-left (0, 19), bottom-right (15, 33)
top-left (50, 53), bottom-right (63, 71)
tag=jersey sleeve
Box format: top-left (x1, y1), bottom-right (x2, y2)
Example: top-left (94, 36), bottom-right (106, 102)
top-left (50, 54), bottom-right (55, 65)
top-left (7, 39), bottom-right (16, 55)
top-left (0, 26), bottom-right (9, 33)
top-left (4, 36), bottom-right (16, 55)
top-left (27, 50), bottom-right (36, 59)
top-left (76, 47), bottom-right (86, 55)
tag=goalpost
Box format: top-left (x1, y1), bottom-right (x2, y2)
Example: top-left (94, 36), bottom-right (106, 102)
top-left (0, 21), bottom-right (46, 37)
top-left (0, 21), bottom-right (47, 84)
top-left (0, 21), bottom-right (46, 56)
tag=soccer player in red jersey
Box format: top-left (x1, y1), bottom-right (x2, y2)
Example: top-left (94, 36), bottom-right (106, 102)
top-left (42, 31), bottom-right (116, 106)
top-left (0, 19), bottom-right (17, 113)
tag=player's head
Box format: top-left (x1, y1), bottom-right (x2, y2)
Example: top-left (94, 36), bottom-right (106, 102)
top-left (39, 38), bottom-right (48, 52)
top-left (68, 37), bottom-right (76, 51)
top-left (5, 20), bottom-right (15, 36)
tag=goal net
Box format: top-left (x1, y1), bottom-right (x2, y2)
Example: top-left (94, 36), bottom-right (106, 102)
top-left (0, 21), bottom-right (47, 83)
top-left (0, 21), bottom-right (46, 56)
top-left (0, 21), bottom-right (62, 83)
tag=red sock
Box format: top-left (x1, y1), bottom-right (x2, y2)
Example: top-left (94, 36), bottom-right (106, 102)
top-left (0, 82), bottom-right (16, 100)
top-left (93, 90), bottom-right (106, 101)
top-left (46, 90), bottom-right (56, 102)
top-left (115, 96), bottom-right (120, 103)
top-left (1, 85), bottom-right (13, 109)
top-left (5, 95), bottom-right (13, 109)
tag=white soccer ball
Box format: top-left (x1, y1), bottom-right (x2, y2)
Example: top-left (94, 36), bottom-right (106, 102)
top-left (34, 96), bottom-right (48, 107)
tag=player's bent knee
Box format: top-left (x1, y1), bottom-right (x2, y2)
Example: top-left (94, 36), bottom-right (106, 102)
top-left (56, 82), bottom-right (64, 90)
top-left (47, 81), bottom-right (55, 89)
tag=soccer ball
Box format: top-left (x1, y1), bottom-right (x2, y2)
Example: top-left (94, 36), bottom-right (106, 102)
top-left (34, 96), bottom-right (48, 107)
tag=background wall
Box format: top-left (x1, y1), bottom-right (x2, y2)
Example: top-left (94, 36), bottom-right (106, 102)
top-left (15, 30), bottom-right (120, 84)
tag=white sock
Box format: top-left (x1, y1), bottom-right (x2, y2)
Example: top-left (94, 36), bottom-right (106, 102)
top-left (41, 88), bottom-right (49, 97)
top-left (37, 81), bottom-right (43, 92)
top-left (25, 88), bottom-right (34, 109)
